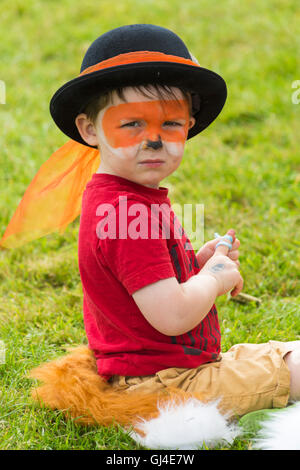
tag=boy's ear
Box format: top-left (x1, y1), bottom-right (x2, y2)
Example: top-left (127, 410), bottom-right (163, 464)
top-left (188, 116), bottom-right (196, 130)
top-left (75, 113), bottom-right (99, 147)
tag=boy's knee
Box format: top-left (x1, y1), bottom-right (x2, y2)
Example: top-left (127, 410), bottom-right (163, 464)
top-left (284, 347), bottom-right (300, 402)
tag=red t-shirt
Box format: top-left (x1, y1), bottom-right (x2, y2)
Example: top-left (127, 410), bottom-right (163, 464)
top-left (78, 173), bottom-right (221, 378)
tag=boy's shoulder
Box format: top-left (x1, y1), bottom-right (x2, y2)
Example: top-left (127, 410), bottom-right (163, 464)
top-left (85, 185), bottom-right (163, 208)
top-left (84, 176), bottom-right (171, 210)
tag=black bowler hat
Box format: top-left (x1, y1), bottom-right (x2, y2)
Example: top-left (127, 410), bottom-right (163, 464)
top-left (50, 24), bottom-right (227, 148)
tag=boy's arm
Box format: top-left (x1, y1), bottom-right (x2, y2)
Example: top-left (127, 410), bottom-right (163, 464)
top-left (132, 274), bottom-right (219, 336)
top-left (132, 243), bottom-right (243, 336)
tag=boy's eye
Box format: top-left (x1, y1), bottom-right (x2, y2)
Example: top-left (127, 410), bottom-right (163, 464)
top-left (120, 121), bottom-right (141, 128)
top-left (119, 120), bottom-right (184, 129)
top-left (163, 121), bottom-right (182, 127)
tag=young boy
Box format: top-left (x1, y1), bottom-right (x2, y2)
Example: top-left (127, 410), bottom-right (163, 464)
top-left (65, 25), bottom-right (300, 418)
top-left (75, 83), bottom-right (243, 378)
top-left (2, 24), bottom-right (300, 419)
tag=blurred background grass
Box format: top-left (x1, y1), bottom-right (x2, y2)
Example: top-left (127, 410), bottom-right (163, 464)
top-left (0, 0), bottom-right (299, 450)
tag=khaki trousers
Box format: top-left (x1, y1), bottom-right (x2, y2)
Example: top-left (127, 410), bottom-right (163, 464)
top-left (110, 341), bottom-right (296, 418)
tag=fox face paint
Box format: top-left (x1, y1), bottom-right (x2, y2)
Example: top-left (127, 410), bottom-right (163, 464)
top-left (97, 99), bottom-right (190, 159)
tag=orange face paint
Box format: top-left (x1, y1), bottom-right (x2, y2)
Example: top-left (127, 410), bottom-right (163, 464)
top-left (101, 99), bottom-right (190, 149)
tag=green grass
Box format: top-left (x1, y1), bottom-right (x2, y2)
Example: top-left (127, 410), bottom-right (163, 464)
top-left (0, 0), bottom-right (299, 450)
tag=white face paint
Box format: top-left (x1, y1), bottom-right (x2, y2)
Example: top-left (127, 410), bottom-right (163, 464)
top-left (163, 141), bottom-right (185, 158)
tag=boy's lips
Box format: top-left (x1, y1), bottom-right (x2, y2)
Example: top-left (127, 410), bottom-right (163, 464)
top-left (139, 159), bottom-right (165, 167)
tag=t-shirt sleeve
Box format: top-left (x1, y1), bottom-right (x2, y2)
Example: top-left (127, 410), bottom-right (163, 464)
top-left (95, 200), bottom-right (176, 295)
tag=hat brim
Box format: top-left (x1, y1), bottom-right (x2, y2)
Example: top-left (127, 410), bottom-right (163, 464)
top-left (50, 61), bottom-right (227, 148)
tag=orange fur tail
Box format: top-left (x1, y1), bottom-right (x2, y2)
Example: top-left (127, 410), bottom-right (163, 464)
top-left (28, 346), bottom-right (196, 429)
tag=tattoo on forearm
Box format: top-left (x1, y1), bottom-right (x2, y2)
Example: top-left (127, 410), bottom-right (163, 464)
top-left (209, 263), bottom-right (225, 272)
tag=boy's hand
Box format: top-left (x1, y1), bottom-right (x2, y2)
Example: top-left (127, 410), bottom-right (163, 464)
top-left (196, 229), bottom-right (240, 270)
top-left (198, 230), bottom-right (243, 298)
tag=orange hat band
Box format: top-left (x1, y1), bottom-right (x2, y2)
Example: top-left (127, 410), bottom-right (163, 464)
top-left (79, 51), bottom-right (200, 77)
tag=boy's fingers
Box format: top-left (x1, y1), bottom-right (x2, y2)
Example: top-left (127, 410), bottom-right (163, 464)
top-left (214, 242), bottom-right (231, 256)
top-left (226, 228), bottom-right (236, 243)
top-left (230, 275), bottom-right (244, 297)
top-left (228, 249), bottom-right (239, 261)
top-left (231, 238), bottom-right (240, 251)
top-left (214, 230), bottom-right (236, 256)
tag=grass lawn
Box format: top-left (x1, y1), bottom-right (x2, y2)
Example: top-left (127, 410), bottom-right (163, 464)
top-left (0, 0), bottom-right (299, 450)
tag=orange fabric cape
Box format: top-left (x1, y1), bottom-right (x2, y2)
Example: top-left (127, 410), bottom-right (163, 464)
top-left (0, 140), bottom-right (100, 249)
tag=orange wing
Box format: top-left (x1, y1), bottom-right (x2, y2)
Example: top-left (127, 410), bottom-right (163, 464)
top-left (0, 140), bottom-right (100, 249)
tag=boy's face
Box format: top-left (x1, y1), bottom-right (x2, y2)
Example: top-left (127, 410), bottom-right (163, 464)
top-left (75, 86), bottom-right (195, 188)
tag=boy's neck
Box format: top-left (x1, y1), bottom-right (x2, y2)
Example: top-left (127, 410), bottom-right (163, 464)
top-left (95, 168), bottom-right (160, 189)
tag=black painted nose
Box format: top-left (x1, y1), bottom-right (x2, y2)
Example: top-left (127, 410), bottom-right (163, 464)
top-left (145, 136), bottom-right (163, 150)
